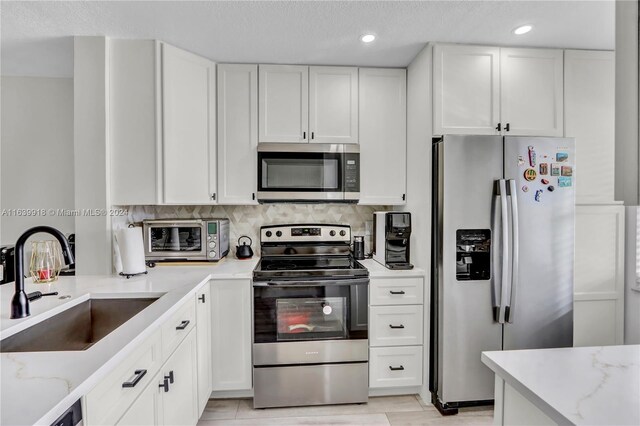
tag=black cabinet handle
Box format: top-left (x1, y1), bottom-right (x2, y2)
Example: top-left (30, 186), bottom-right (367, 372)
top-left (389, 324), bottom-right (405, 329)
top-left (165, 370), bottom-right (174, 384)
top-left (303, 131), bottom-right (306, 139)
top-left (389, 365), bottom-right (405, 371)
top-left (496, 123), bottom-right (501, 132)
top-left (198, 294), bottom-right (206, 303)
top-left (159, 377), bottom-right (169, 392)
top-left (402, 194), bottom-right (406, 201)
top-left (311, 132), bottom-right (315, 140)
top-left (389, 290), bottom-right (406, 295)
top-left (122, 369), bottom-right (147, 388)
top-left (176, 320), bottom-right (190, 330)
top-left (505, 123), bottom-right (510, 132)
top-left (252, 193), bottom-right (256, 201)
top-left (211, 193), bottom-right (216, 201)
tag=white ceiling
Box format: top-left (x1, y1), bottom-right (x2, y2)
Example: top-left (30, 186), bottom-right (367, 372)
top-left (1, 1), bottom-right (615, 78)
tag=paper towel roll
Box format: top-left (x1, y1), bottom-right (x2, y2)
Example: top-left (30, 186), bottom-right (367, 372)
top-left (114, 227), bottom-right (147, 275)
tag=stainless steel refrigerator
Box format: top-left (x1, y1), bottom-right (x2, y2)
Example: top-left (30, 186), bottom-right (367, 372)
top-left (429, 135), bottom-right (575, 414)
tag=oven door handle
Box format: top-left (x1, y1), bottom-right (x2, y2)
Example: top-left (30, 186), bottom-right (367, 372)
top-left (253, 278), bottom-right (370, 287)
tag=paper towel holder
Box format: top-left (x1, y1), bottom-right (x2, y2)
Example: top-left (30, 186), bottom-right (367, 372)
top-left (117, 224), bottom-right (149, 279)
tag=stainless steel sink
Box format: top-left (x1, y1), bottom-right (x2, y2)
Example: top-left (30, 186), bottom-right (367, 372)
top-left (0, 298), bottom-right (159, 352)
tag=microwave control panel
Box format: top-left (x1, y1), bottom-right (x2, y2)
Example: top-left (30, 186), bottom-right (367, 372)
top-left (344, 153), bottom-right (360, 193)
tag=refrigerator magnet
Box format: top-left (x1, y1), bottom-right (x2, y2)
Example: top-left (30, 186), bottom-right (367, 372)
top-left (558, 176), bottom-right (572, 187)
top-left (534, 189), bottom-right (543, 202)
top-left (539, 163), bottom-right (549, 175)
top-left (528, 146), bottom-right (536, 167)
top-left (522, 185), bottom-right (529, 192)
top-left (518, 155), bottom-right (525, 166)
top-left (524, 168), bottom-right (537, 181)
top-left (556, 152), bottom-right (569, 162)
top-left (547, 185), bottom-right (555, 192)
top-left (551, 164), bottom-right (561, 176)
top-left (561, 166), bottom-right (573, 177)
top-left (541, 178), bottom-right (550, 185)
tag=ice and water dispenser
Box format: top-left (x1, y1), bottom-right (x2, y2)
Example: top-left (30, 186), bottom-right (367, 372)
top-left (456, 229), bottom-right (491, 281)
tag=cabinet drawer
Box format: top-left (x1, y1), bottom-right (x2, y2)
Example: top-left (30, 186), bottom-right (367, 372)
top-left (369, 305), bottom-right (423, 347)
top-left (161, 298), bottom-right (196, 358)
top-left (369, 346), bottom-right (423, 388)
top-left (85, 329), bottom-right (162, 426)
top-left (370, 277), bottom-right (423, 306)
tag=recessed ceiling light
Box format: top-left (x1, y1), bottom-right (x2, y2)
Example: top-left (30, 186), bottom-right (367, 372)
top-left (361, 34), bottom-right (376, 43)
top-left (513, 25), bottom-right (533, 35)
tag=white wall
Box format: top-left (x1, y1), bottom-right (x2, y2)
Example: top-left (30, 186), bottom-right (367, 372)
top-left (615, 0), bottom-right (639, 205)
top-left (0, 76), bottom-right (75, 246)
top-left (74, 36), bottom-right (112, 275)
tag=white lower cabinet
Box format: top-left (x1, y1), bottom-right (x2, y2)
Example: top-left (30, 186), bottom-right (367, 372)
top-left (160, 330), bottom-right (199, 426)
top-left (211, 279), bottom-right (252, 391)
top-left (196, 285), bottom-right (212, 416)
top-left (369, 346), bottom-right (423, 388)
top-left (368, 276), bottom-right (425, 393)
top-left (116, 370), bottom-right (162, 426)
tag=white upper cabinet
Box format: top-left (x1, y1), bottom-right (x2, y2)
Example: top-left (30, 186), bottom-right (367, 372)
top-left (259, 65), bottom-right (309, 143)
top-left (433, 44), bottom-right (564, 137)
top-left (433, 44), bottom-right (500, 135)
top-left (358, 68), bottom-right (407, 205)
top-left (500, 48), bottom-right (564, 136)
top-left (161, 44), bottom-right (216, 204)
top-left (309, 66), bottom-right (359, 144)
top-left (217, 64), bottom-right (258, 204)
top-left (564, 50), bottom-right (615, 204)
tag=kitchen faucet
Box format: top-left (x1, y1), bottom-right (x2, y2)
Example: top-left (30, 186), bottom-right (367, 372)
top-left (11, 226), bottom-right (75, 319)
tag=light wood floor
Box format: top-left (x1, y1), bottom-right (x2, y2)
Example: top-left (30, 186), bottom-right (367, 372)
top-left (197, 395), bottom-right (494, 425)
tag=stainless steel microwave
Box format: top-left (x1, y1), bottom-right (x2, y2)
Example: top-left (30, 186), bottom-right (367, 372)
top-left (257, 144), bottom-right (360, 203)
top-left (142, 219), bottom-right (230, 262)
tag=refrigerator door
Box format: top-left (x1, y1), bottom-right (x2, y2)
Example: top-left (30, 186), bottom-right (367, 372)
top-left (503, 137), bottom-right (574, 350)
top-left (433, 135), bottom-right (504, 405)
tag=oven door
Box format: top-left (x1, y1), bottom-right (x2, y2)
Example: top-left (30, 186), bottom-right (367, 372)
top-left (253, 278), bottom-right (369, 365)
top-left (143, 221), bottom-right (206, 260)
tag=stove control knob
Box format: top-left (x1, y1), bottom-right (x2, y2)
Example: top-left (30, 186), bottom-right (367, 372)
top-left (276, 231), bottom-right (283, 237)
top-left (265, 231), bottom-right (272, 237)
top-left (329, 230), bottom-right (336, 236)
top-left (209, 251), bottom-right (216, 257)
top-left (209, 241), bottom-right (216, 249)
top-left (339, 230), bottom-right (346, 237)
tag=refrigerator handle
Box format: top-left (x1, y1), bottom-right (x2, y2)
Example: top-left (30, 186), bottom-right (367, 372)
top-left (497, 179), bottom-right (510, 324)
top-left (506, 179), bottom-right (519, 323)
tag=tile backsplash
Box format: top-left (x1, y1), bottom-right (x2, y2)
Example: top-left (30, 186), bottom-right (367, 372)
top-left (116, 204), bottom-right (389, 256)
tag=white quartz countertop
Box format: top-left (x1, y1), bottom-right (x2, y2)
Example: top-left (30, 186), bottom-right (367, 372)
top-left (0, 258), bottom-right (258, 426)
top-left (482, 345), bottom-right (640, 425)
top-left (359, 259), bottom-right (426, 278)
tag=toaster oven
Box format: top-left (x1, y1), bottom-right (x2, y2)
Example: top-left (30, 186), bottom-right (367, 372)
top-left (142, 219), bottom-right (230, 262)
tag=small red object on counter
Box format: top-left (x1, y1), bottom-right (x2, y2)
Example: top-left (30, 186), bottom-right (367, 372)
top-left (38, 269), bottom-right (52, 281)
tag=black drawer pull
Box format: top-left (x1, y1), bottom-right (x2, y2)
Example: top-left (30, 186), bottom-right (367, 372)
top-left (389, 324), bottom-right (405, 329)
top-left (198, 294), bottom-right (206, 303)
top-left (122, 369), bottom-right (147, 388)
top-left (165, 370), bottom-right (174, 384)
top-left (159, 377), bottom-right (169, 392)
top-left (389, 290), bottom-right (406, 295)
top-left (389, 365), bottom-right (405, 371)
top-left (176, 320), bottom-right (190, 330)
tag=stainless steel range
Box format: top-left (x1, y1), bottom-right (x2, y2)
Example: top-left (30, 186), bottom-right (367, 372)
top-left (252, 224), bottom-right (369, 409)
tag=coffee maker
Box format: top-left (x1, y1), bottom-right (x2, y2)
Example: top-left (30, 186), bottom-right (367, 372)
top-left (373, 212), bottom-right (413, 270)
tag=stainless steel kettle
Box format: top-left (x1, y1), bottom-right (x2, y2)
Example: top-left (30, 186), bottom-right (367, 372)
top-left (235, 236), bottom-right (254, 259)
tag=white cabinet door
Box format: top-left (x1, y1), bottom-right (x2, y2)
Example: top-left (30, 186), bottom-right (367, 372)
top-left (116, 371), bottom-right (162, 426)
top-left (500, 48), bottom-right (564, 137)
top-left (211, 279), bottom-right (252, 391)
top-left (358, 68), bottom-right (407, 205)
top-left (564, 50), bottom-right (615, 204)
top-left (574, 205), bottom-right (625, 346)
top-left (109, 40), bottom-right (161, 205)
top-left (217, 64), bottom-right (258, 204)
top-left (161, 330), bottom-right (199, 426)
top-left (162, 43), bottom-right (216, 204)
top-left (258, 65), bottom-right (308, 143)
top-left (433, 44), bottom-right (500, 135)
top-left (309, 66), bottom-right (358, 144)
top-left (195, 284), bottom-right (212, 416)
